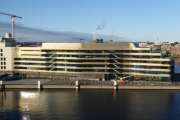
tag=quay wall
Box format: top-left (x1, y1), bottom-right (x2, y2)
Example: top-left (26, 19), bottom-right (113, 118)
top-left (1, 85), bottom-right (180, 90)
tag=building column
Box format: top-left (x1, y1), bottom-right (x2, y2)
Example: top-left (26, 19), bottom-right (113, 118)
top-left (114, 81), bottom-right (118, 90)
top-left (38, 81), bottom-right (41, 89)
top-left (76, 80), bottom-right (79, 89)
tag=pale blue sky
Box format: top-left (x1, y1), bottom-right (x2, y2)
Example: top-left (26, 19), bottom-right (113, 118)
top-left (0, 0), bottom-right (180, 42)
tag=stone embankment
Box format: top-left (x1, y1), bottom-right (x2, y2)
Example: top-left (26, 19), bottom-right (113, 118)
top-left (1, 79), bottom-right (180, 90)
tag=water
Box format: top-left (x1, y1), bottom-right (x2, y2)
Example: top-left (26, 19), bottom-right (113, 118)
top-left (0, 90), bottom-right (180, 120)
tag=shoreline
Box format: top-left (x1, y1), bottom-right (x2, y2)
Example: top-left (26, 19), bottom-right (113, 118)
top-left (1, 85), bottom-right (180, 90)
top-left (1, 79), bottom-right (180, 90)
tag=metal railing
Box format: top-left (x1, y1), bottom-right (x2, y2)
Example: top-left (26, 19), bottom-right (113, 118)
top-left (113, 69), bottom-right (120, 73)
top-left (113, 59), bottom-right (120, 63)
top-left (78, 81), bottom-right (114, 85)
top-left (50, 67), bottom-right (56, 71)
top-left (49, 53), bottom-right (56, 57)
top-left (113, 74), bottom-right (121, 79)
top-left (45, 80), bottom-right (180, 86)
top-left (117, 81), bottom-right (178, 86)
top-left (49, 63), bottom-right (56, 66)
top-left (113, 64), bottom-right (120, 68)
top-left (113, 54), bottom-right (119, 58)
top-left (49, 58), bottom-right (56, 62)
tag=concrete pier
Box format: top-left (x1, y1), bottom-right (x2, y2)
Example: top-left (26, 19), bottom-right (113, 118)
top-left (114, 81), bottom-right (118, 90)
top-left (75, 81), bottom-right (79, 89)
top-left (1, 84), bottom-right (180, 90)
top-left (1, 79), bottom-right (180, 90)
top-left (38, 81), bottom-right (41, 89)
top-left (0, 81), bottom-right (3, 91)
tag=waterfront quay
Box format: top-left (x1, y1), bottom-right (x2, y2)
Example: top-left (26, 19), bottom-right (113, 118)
top-left (1, 79), bottom-right (180, 90)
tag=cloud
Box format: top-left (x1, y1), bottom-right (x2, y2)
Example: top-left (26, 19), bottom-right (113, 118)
top-left (0, 21), bottom-right (125, 43)
top-left (96, 22), bottom-right (106, 30)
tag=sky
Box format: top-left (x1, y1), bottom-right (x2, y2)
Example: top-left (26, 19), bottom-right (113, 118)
top-left (0, 0), bottom-right (180, 43)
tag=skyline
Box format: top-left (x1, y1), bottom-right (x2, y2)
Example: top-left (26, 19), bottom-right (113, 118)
top-left (0, 0), bottom-right (180, 42)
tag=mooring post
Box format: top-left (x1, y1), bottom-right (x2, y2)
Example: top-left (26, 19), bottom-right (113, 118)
top-left (38, 81), bottom-right (41, 89)
top-left (114, 80), bottom-right (118, 90)
top-left (0, 80), bottom-right (2, 86)
top-left (0, 80), bottom-right (3, 90)
top-left (76, 80), bottom-right (79, 89)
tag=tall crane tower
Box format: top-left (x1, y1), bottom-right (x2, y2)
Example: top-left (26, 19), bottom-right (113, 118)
top-left (0, 12), bottom-right (22, 39)
top-left (18, 38), bottom-right (27, 46)
top-left (71, 38), bottom-right (84, 43)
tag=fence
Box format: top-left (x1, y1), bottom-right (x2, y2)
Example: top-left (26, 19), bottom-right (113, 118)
top-left (46, 79), bottom-right (180, 86)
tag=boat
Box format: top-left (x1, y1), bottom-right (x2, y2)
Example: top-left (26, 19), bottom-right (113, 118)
top-left (0, 73), bottom-right (20, 81)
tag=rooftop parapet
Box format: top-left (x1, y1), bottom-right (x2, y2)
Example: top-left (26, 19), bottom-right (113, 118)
top-left (42, 43), bottom-right (139, 48)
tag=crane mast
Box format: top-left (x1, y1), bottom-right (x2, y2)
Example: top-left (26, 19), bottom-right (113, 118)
top-left (0, 12), bottom-right (22, 39)
top-left (18, 38), bottom-right (27, 46)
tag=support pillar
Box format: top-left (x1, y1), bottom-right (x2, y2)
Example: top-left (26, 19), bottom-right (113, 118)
top-left (38, 81), bottom-right (41, 89)
top-left (0, 81), bottom-right (3, 91)
top-left (76, 80), bottom-right (79, 89)
top-left (114, 80), bottom-right (118, 90)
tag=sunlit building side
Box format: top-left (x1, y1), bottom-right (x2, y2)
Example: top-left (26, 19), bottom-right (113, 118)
top-left (0, 38), bottom-right (174, 81)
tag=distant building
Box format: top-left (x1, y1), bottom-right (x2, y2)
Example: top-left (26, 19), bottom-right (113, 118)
top-left (139, 43), bottom-right (147, 47)
top-left (16, 42), bottom-right (42, 47)
top-left (161, 43), bottom-right (180, 57)
top-left (0, 33), bottom-right (16, 47)
top-left (90, 39), bottom-right (103, 43)
top-left (138, 42), bottom-right (154, 48)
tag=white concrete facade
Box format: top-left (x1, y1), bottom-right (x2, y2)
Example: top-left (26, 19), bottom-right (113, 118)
top-left (0, 42), bottom-right (174, 81)
top-left (0, 43), bottom-right (13, 71)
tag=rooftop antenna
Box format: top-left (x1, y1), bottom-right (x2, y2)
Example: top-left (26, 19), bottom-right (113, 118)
top-left (18, 38), bottom-right (27, 46)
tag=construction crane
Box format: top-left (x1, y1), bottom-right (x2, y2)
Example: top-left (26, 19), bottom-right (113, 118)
top-left (109, 28), bottom-right (115, 41)
top-left (71, 38), bottom-right (84, 43)
top-left (18, 38), bottom-right (27, 46)
top-left (0, 12), bottom-right (22, 39)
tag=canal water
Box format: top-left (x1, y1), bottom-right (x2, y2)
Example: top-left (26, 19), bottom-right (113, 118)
top-left (0, 90), bottom-right (180, 120)
top-left (0, 58), bottom-right (180, 120)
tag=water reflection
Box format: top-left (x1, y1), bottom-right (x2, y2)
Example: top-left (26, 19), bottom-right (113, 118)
top-left (0, 90), bottom-right (180, 120)
top-left (0, 91), bottom-right (2, 108)
top-left (22, 115), bottom-right (31, 120)
top-left (21, 92), bottom-right (40, 98)
top-left (0, 91), bottom-right (14, 110)
top-left (23, 103), bottom-right (29, 111)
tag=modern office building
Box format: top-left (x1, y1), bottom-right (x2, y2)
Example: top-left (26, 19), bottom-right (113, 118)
top-left (0, 40), bottom-right (174, 81)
